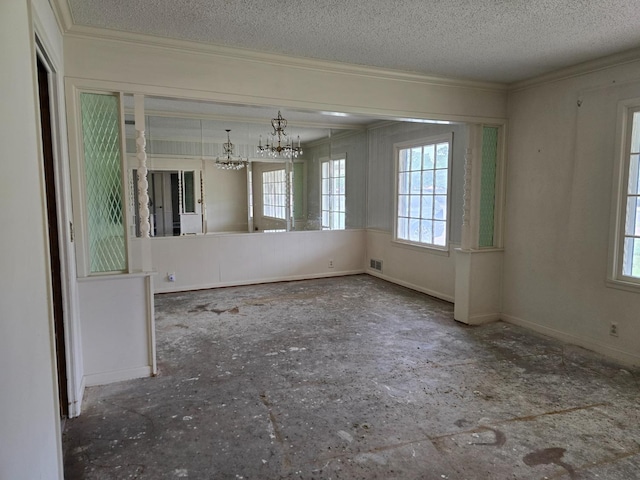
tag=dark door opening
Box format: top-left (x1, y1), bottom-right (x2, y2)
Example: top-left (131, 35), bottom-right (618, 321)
top-left (37, 55), bottom-right (68, 417)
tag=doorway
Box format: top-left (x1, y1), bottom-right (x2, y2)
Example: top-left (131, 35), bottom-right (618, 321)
top-left (37, 55), bottom-right (68, 417)
top-left (150, 171), bottom-right (180, 236)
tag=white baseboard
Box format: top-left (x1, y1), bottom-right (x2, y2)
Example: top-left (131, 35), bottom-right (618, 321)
top-left (501, 313), bottom-right (640, 367)
top-left (463, 312), bottom-right (501, 325)
top-left (84, 366), bottom-right (153, 387)
top-left (154, 269), bottom-right (366, 294)
top-left (366, 269), bottom-right (454, 303)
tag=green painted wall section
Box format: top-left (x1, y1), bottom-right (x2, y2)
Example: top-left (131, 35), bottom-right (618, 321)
top-left (479, 126), bottom-right (498, 247)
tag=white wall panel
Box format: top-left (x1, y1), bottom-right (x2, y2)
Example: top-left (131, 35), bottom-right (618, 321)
top-left (63, 35), bottom-right (506, 122)
top-left (505, 61), bottom-right (640, 365)
top-left (151, 230), bottom-right (366, 293)
top-left (0, 1), bottom-right (63, 478)
top-left (206, 165), bottom-right (248, 233)
top-left (78, 275), bottom-right (154, 385)
top-left (365, 230), bottom-right (456, 302)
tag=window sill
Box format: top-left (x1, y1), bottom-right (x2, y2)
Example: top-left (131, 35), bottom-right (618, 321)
top-left (391, 238), bottom-right (450, 257)
top-left (455, 247), bottom-right (505, 254)
top-left (605, 278), bottom-right (640, 294)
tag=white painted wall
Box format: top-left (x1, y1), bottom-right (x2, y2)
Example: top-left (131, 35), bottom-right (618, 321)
top-left (78, 275), bottom-right (154, 385)
top-left (0, 0), bottom-right (63, 478)
top-left (454, 249), bottom-right (503, 323)
top-left (363, 123), bottom-right (469, 301)
top-left (147, 229), bottom-right (366, 293)
top-left (365, 231), bottom-right (457, 301)
top-left (504, 62), bottom-right (640, 366)
top-left (63, 34), bottom-right (507, 123)
top-left (205, 164), bottom-right (248, 233)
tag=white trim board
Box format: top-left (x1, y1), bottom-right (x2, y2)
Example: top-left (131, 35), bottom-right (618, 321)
top-left (365, 269), bottom-right (454, 304)
top-left (501, 313), bottom-right (640, 368)
top-left (154, 270), bottom-right (366, 294)
top-left (84, 366), bottom-right (154, 387)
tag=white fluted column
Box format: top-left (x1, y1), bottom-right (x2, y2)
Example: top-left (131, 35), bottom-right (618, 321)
top-left (461, 124), bottom-right (482, 250)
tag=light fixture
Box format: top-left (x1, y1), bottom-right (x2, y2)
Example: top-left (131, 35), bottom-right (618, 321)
top-left (257, 110), bottom-right (303, 159)
top-left (216, 129), bottom-right (248, 170)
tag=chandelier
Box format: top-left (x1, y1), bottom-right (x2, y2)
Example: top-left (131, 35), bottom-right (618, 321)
top-left (257, 110), bottom-right (303, 159)
top-left (216, 129), bottom-right (248, 170)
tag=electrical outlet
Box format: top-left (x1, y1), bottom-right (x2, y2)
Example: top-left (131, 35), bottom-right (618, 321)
top-left (328, 259), bottom-right (334, 269)
top-left (168, 272), bottom-right (176, 282)
top-left (610, 322), bottom-right (618, 337)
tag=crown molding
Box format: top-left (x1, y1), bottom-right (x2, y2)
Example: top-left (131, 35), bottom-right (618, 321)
top-left (49, 0), bottom-right (74, 33)
top-left (60, 22), bottom-right (507, 93)
top-left (509, 47), bottom-right (640, 92)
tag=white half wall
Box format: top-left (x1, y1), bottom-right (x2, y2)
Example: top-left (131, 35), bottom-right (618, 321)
top-left (78, 274), bottom-right (155, 385)
top-left (454, 249), bottom-right (503, 324)
top-left (365, 230), bottom-right (456, 302)
top-left (505, 61), bottom-right (640, 366)
top-left (148, 229), bottom-right (366, 293)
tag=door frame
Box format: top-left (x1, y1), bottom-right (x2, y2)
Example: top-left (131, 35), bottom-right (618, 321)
top-left (37, 53), bottom-right (68, 417)
top-left (35, 36), bottom-right (84, 418)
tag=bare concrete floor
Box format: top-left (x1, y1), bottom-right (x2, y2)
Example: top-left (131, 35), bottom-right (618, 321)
top-left (63, 275), bottom-right (640, 479)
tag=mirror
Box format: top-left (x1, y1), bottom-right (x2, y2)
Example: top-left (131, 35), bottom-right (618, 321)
top-left (131, 169), bottom-right (202, 237)
top-left (124, 96), bottom-right (466, 243)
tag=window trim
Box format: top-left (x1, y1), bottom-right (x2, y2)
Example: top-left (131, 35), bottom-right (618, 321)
top-left (392, 133), bottom-right (453, 252)
top-left (73, 89), bottom-right (130, 275)
top-left (320, 154), bottom-right (347, 230)
top-left (607, 98), bottom-right (640, 292)
top-left (262, 167), bottom-right (289, 221)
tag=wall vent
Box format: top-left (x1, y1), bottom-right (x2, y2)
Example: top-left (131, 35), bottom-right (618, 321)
top-left (369, 259), bottom-right (383, 272)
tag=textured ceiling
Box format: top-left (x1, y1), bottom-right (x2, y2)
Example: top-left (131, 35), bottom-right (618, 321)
top-left (67, 0), bottom-right (640, 83)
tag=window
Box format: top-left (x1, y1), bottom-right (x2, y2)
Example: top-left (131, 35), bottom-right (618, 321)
top-left (395, 136), bottom-right (451, 248)
top-left (263, 169), bottom-right (288, 219)
top-left (80, 92), bottom-right (127, 273)
top-left (182, 171), bottom-right (196, 213)
top-left (617, 107), bottom-right (640, 281)
top-left (321, 157), bottom-right (346, 230)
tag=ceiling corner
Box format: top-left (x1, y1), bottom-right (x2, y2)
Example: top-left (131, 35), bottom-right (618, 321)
top-left (48, 0), bottom-right (74, 33)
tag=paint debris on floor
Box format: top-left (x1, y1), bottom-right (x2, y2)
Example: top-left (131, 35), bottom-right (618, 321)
top-left (63, 275), bottom-right (640, 479)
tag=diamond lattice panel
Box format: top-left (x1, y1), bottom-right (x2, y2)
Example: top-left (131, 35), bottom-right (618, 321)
top-left (479, 126), bottom-right (498, 248)
top-left (80, 93), bottom-right (126, 273)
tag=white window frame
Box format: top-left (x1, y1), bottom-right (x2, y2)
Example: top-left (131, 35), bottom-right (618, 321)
top-left (608, 99), bottom-right (640, 292)
top-left (321, 155), bottom-right (346, 230)
top-left (393, 134), bottom-right (453, 252)
top-left (262, 168), bottom-right (288, 220)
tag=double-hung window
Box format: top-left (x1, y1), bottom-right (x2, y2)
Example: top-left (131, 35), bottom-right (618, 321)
top-left (395, 136), bottom-right (451, 249)
top-left (612, 105), bottom-right (640, 286)
top-left (321, 157), bottom-right (346, 230)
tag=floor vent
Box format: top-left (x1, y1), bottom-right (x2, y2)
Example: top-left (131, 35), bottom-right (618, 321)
top-left (369, 259), bottom-right (383, 272)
